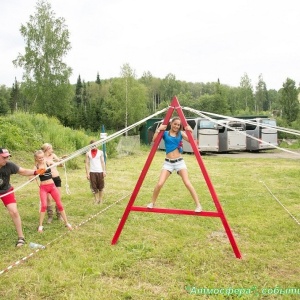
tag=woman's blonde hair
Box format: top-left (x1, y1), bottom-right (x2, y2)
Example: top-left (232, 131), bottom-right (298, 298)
top-left (34, 149), bottom-right (44, 161)
top-left (41, 143), bottom-right (52, 152)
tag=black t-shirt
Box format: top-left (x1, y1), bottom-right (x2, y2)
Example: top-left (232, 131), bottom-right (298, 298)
top-left (0, 161), bottom-right (20, 193)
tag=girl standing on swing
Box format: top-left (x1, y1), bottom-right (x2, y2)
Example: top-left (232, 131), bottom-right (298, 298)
top-left (147, 117), bottom-right (203, 212)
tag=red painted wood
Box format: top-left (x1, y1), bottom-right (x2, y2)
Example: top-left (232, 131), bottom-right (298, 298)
top-left (174, 97), bottom-right (242, 259)
top-left (111, 96), bottom-right (242, 259)
top-left (131, 206), bottom-right (220, 217)
top-left (111, 103), bottom-right (175, 245)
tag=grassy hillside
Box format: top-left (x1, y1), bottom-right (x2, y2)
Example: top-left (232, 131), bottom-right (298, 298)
top-left (0, 112), bottom-right (119, 168)
top-left (0, 148), bottom-right (299, 299)
top-left (0, 113), bottom-right (91, 152)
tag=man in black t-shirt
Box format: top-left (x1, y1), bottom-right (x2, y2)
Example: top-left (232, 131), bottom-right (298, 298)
top-left (0, 148), bottom-right (45, 247)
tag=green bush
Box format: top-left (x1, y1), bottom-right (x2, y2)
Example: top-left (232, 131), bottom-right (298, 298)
top-left (0, 112), bottom-right (120, 165)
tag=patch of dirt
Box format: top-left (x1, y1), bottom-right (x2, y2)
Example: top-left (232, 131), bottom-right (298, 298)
top-left (208, 231), bottom-right (239, 243)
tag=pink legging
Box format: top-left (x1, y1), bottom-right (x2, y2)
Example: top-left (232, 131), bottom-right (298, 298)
top-left (39, 183), bottom-right (63, 212)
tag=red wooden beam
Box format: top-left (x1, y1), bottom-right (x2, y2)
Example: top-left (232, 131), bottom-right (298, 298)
top-left (174, 97), bottom-right (242, 259)
top-left (111, 96), bottom-right (242, 259)
top-left (111, 103), bottom-right (175, 245)
top-left (131, 206), bottom-right (221, 217)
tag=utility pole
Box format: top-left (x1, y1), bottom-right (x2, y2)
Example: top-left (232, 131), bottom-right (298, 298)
top-left (125, 77), bottom-right (128, 136)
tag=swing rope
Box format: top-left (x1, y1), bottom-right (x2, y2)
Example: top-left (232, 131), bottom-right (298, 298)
top-left (260, 180), bottom-right (300, 226)
top-left (0, 106), bottom-right (169, 199)
top-left (63, 163), bottom-right (71, 195)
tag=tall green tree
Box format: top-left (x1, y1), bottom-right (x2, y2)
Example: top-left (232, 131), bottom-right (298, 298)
top-left (213, 79), bottom-right (229, 114)
top-left (13, 0), bottom-right (73, 122)
top-left (9, 78), bottom-right (20, 113)
top-left (239, 73), bottom-right (254, 111)
top-left (74, 75), bottom-right (83, 107)
top-left (0, 96), bottom-right (9, 115)
top-left (95, 72), bottom-right (101, 85)
top-left (140, 71), bottom-right (161, 113)
top-left (102, 64), bottom-right (148, 131)
top-left (226, 86), bottom-right (239, 114)
top-left (82, 80), bottom-right (88, 113)
top-left (255, 74), bottom-right (268, 112)
top-left (121, 63), bottom-right (135, 134)
top-left (0, 85), bottom-right (10, 115)
top-left (279, 78), bottom-right (299, 124)
top-left (160, 73), bottom-right (180, 102)
top-left (268, 89), bottom-right (280, 112)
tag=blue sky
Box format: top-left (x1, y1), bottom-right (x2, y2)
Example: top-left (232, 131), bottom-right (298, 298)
top-left (1, 0), bottom-right (299, 90)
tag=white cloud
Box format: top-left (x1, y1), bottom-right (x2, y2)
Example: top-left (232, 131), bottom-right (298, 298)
top-left (1, 0), bottom-right (299, 90)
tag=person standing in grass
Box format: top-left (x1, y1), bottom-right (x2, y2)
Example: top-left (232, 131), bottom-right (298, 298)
top-left (147, 117), bottom-right (203, 212)
top-left (41, 143), bottom-right (65, 223)
top-left (0, 148), bottom-right (45, 247)
top-left (85, 140), bottom-right (106, 204)
top-left (33, 150), bottom-right (72, 232)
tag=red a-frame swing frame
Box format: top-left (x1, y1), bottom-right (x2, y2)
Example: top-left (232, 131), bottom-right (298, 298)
top-left (111, 96), bottom-right (242, 259)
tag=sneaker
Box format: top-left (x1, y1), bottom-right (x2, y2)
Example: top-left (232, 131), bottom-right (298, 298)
top-left (16, 237), bottom-right (26, 247)
top-left (47, 217), bottom-right (53, 224)
top-left (38, 226), bottom-right (44, 233)
top-left (195, 205), bottom-right (202, 213)
top-left (147, 203), bottom-right (154, 209)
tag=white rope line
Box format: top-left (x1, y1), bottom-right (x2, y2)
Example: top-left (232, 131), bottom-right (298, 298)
top-left (182, 106), bottom-right (300, 157)
top-left (0, 161), bottom-right (161, 277)
top-left (0, 176), bottom-right (40, 199)
top-left (63, 164), bottom-right (71, 195)
top-left (3, 102), bottom-right (298, 277)
top-left (76, 191), bottom-right (131, 227)
top-left (2, 104), bottom-right (298, 200)
top-left (0, 107), bottom-right (169, 199)
top-left (40, 105), bottom-right (168, 169)
top-left (0, 166), bottom-right (161, 276)
top-left (270, 125), bottom-right (300, 136)
top-left (190, 108), bottom-right (300, 137)
top-left (183, 106), bottom-right (300, 227)
top-left (4, 103), bottom-right (297, 198)
top-left (46, 106), bottom-right (168, 170)
top-left (260, 180), bottom-right (300, 226)
top-left (0, 107), bottom-right (170, 276)
top-left (0, 190), bottom-right (132, 276)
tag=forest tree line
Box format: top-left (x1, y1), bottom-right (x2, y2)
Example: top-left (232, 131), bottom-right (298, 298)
top-left (1, 67), bottom-right (300, 133)
top-left (1, 0), bottom-right (299, 133)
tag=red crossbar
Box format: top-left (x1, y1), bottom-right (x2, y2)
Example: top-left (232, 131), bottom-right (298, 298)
top-left (131, 206), bottom-right (221, 217)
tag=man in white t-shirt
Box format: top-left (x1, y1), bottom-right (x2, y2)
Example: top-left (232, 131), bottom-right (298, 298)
top-left (85, 140), bottom-right (106, 204)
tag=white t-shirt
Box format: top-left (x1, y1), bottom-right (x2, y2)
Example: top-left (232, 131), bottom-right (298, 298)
top-left (88, 149), bottom-right (103, 173)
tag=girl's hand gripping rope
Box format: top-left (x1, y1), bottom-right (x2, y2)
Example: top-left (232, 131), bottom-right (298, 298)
top-left (34, 169), bottom-right (46, 175)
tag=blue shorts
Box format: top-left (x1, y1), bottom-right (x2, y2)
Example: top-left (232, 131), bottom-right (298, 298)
top-left (162, 158), bottom-right (187, 173)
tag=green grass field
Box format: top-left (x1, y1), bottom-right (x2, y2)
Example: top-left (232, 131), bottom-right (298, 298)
top-left (0, 149), bottom-right (299, 299)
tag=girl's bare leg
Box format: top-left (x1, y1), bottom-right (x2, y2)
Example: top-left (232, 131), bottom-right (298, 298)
top-left (38, 212), bottom-right (46, 232)
top-left (178, 169), bottom-right (202, 212)
top-left (7, 203), bottom-right (24, 238)
top-left (59, 210), bottom-right (73, 230)
top-left (147, 169), bottom-right (171, 208)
